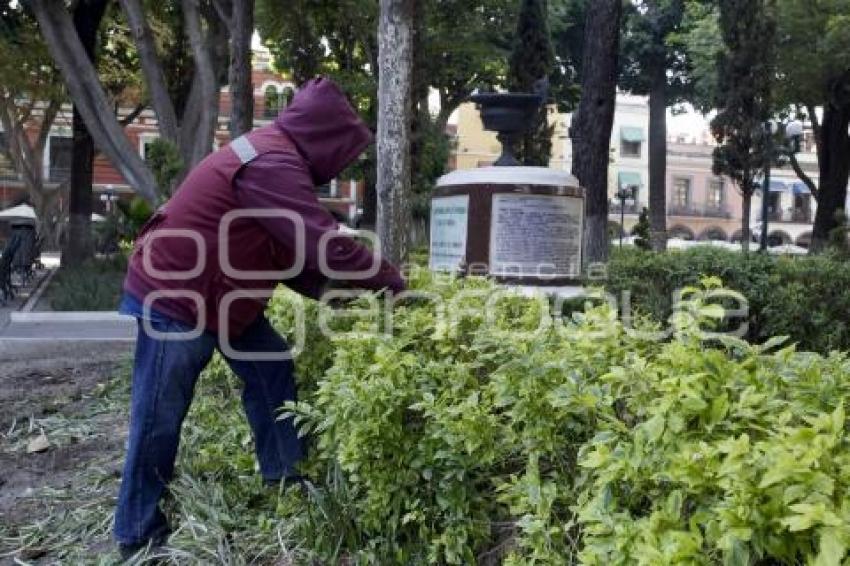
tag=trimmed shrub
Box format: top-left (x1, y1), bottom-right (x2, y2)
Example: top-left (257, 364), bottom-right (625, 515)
top-left (603, 247), bottom-right (850, 353)
top-left (264, 270), bottom-right (850, 564)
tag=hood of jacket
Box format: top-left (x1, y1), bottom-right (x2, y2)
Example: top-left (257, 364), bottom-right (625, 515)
top-left (275, 77), bottom-right (373, 186)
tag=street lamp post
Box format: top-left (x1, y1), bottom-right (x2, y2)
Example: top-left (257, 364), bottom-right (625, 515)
top-left (100, 185), bottom-right (118, 214)
top-left (615, 184), bottom-right (637, 248)
top-left (760, 121), bottom-right (776, 252)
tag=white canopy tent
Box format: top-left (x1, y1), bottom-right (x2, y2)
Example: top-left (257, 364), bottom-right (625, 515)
top-left (0, 204), bottom-right (37, 225)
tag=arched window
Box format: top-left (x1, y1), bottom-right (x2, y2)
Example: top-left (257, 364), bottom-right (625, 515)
top-left (264, 85), bottom-right (280, 118)
top-left (699, 227), bottom-right (728, 242)
top-left (669, 225), bottom-right (695, 241)
top-left (282, 86), bottom-right (295, 107)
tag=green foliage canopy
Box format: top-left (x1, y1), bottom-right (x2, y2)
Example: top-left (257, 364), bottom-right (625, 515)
top-left (710, 0), bottom-right (775, 197)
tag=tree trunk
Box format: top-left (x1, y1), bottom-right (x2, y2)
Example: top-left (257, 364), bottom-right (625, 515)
top-left (741, 191), bottom-right (751, 254)
top-left (66, 107), bottom-right (95, 265)
top-left (648, 62), bottom-right (667, 252)
top-left (360, 98), bottom-right (379, 230)
top-left (65, 0), bottom-right (108, 266)
top-left (28, 0), bottom-right (159, 203)
top-left (570, 0), bottom-right (621, 265)
top-left (810, 103), bottom-right (850, 253)
top-left (376, 0), bottom-right (414, 265)
top-left (228, 0), bottom-right (254, 137)
top-left (31, 188), bottom-right (60, 251)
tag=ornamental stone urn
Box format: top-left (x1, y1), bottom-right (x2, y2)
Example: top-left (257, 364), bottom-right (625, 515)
top-left (429, 87), bottom-right (586, 285)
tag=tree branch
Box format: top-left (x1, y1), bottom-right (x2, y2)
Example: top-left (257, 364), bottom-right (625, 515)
top-left (787, 149), bottom-right (819, 200)
top-left (181, 0), bottom-right (220, 169)
top-left (0, 96), bottom-right (29, 179)
top-left (26, 0), bottom-right (158, 202)
top-left (119, 103), bottom-right (146, 127)
top-left (35, 99), bottom-right (60, 154)
top-left (806, 103), bottom-right (821, 143)
top-left (118, 0), bottom-right (180, 143)
top-left (211, 0), bottom-right (233, 32)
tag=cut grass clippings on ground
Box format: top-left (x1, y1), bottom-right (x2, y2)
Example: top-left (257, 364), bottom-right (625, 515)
top-left (0, 373), bottom-right (130, 564)
top-left (1, 356), bottom-right (306, 564)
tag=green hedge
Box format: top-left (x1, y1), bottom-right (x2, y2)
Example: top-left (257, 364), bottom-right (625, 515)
top-left (257, 270), bottom-right (850, 564)
top-left (47, 254), bottom-right (127, 311)
top-left (603, 247), bottom-right (850, 354)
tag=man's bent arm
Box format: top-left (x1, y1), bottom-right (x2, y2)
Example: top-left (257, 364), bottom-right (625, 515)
top-left (233, 152), bottom-right (405, 294)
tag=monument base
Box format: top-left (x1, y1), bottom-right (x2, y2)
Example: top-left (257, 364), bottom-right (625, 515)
top-left (429, 167), bottom-right (586, 285)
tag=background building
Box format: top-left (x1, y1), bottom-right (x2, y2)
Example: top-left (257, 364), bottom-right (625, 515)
top-left (452, 94), bottom-right (841, 248)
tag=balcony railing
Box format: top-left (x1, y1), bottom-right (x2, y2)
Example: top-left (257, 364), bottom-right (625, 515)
top-left (668, 203), bottom-right (732, 219)
top-left (49, 166), bottom-right (70, 183)
top-left (0, 164), bottom-right (18, 181)
top-left (609, 201), bottom-right (640, 215)
top-left (759, 209), bottom-right (813, 223)
top-left (0, 165), bottom-right (72, 184)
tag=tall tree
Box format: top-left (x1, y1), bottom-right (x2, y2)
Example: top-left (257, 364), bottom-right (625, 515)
top-left (675, 0), bottom-right (722, 113)
top-left (27, 0), bottom-right (229, 202)
top-left (509, 0), bottom-right (555, 166)
top-left (65, 0), bottom-right (109, 265)
top-left (619, 0), bottom-right (688, 252)
top-left (425, 0), bottom-right (516, 131)
top-left (377, 0), bottom-right (414, 263)
top-left (548, 0), bottom-right (587, 112)
top-left (570, 0), bottom-right (622, 264)
top-left (774, 0), bottom-right (850, 252)
top-left (710, 0), bottom-right (775, 252)
top-left (26, 0), bottom-right (157, 201)
top-left (0, 4), bottom-right (64, 245)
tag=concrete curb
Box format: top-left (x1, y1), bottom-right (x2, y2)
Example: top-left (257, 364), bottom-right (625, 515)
top-left (10, 311), bottom-right (134, 323)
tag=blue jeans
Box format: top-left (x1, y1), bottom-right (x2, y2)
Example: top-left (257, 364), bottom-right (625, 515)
top-left (114, 295), bottom-right (304, 545)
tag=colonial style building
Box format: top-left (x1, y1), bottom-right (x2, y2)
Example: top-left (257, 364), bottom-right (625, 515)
top-left (452, 95), bottom-right (840, 249)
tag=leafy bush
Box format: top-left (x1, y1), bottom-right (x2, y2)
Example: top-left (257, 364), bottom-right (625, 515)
top-left (261, 270), bottom-right (850, 564)
top-left (47, 254), bottom-right (127, 311)
top-left (604, 247), bottom-right (850, 353)
top-left (632, 208), bottom-right (651, 250)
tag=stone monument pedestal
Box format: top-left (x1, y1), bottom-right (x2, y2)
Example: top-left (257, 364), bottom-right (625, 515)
top-left (429, 167), bottom-right (585, 285)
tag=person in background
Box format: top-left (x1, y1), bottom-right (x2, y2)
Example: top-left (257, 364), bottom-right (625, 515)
top-left (114, 77), bottom-right (404, 559)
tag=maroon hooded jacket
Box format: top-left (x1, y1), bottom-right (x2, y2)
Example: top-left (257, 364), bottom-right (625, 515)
top-left (124, 77), bottom-right (404, 337)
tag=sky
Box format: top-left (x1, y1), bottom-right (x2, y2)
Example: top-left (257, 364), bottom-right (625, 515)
top-left (668, 105), bottom-right (713, 139)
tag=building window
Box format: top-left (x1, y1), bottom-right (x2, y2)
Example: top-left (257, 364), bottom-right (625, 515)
top-left (672, 177), bottom-right (691, 208)
top-left (0, 131), bottom-right (15, 180)
top-left (48, 136), bottom-right (72, 182)
top-left (621, 140), bottom-right (641, 158)
top-left (140, 136), bottom-right (158, 161)
top-left (707, 179), bottom-right (724, 208)
top-left (620, 126), bottom-right (644, 158)
top-left (264, 85), bottom-right (281, 118)
top-left (282, 86), bottom-right (295, 107)
top-left (793, 193), bottom-right (812, 222)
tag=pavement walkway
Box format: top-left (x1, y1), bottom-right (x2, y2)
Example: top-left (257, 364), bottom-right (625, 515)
top-left (0, 314), bottom-right (136, 361)
top-left (0, 251), bottom-right (137, 361)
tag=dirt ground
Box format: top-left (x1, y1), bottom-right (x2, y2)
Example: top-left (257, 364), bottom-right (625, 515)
top-left (0, 346), bottom-right (132, 564)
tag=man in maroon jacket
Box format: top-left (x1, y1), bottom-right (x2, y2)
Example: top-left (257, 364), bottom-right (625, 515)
top-left (114, 77), bottom-right (404, 558)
